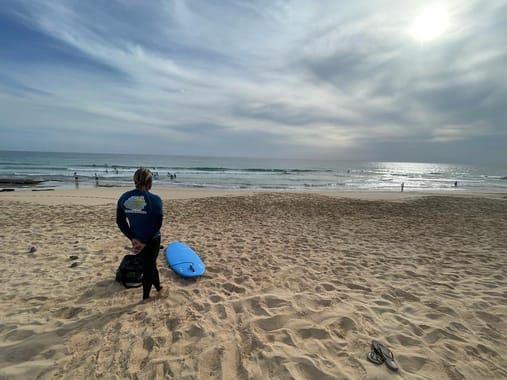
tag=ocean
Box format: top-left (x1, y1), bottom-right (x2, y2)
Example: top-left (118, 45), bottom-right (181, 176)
top-left (0, 150), bottom-right (506, 193)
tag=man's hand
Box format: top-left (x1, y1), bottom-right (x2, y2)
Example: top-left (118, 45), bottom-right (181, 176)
top-left (131, 238), bottom-right (146, 253)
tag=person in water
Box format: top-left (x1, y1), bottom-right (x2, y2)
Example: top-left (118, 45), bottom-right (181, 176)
top-left (116, 168), bottom-right (164, 302)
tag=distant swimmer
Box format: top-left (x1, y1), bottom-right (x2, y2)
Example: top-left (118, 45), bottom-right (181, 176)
top-left (95, 173), bottom-right (99, 186)
top-left (401, 182), bottom-right (404, 192)
top-left (454, 181), bottom-right (458, 187)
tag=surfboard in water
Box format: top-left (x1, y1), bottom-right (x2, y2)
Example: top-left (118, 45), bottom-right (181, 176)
top-left (165, 241), bottom-right (205, 278)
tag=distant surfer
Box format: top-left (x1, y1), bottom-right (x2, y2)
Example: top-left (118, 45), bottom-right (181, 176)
top-left (116, 168), bottom-right (164, 303)
top-left (454, 181), bottom-right (458, 187)
top-left (401, 182), bottom-right (404, 192)
top-left (94, 173), bottom-right (99, 186)
top-left (74, 172), bottom-right (79, 188)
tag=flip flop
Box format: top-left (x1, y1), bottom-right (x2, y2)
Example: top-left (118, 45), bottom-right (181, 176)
top-left (372, 340), bottom-right (399, 371)
top-left (367, 350), bottom-right (384, 365)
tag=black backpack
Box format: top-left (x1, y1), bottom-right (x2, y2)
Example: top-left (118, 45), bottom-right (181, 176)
top-left (115, 255), bottom-right (144, 288)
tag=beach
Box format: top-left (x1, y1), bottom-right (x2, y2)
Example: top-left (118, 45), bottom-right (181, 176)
top-left (1, 188), bottom-right (506, 379)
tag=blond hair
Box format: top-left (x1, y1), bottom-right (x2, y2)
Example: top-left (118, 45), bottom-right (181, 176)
top-left (133, 168), bottom-right (153, 190)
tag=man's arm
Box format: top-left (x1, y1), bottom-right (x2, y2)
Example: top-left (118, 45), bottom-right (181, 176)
top-left (116, 204), bottom-right (134, 240)
top-left (143, 197), bottom-right (163, 241)
top-left (143, 213), bottom-right (163, 242)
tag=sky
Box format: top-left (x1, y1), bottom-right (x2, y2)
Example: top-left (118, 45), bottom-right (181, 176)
top-left (0, 0), bottom-right (506, 164)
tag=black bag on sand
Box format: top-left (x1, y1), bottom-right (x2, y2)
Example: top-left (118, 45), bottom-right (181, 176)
top-left (115, 255), bottom-right (143, 288)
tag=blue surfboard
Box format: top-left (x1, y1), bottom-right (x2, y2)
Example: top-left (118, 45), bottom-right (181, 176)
top-left (165, 242), bottom-right (205, 278)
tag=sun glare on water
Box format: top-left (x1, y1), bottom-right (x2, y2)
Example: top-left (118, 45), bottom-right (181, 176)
top-left (411, 5), bottom-right (449, 41)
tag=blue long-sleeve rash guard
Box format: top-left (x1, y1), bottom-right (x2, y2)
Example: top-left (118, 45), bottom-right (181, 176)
top-left (116, 189), bottom-right (163, 243)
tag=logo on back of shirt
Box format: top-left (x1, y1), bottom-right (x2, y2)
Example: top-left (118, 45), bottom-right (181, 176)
top-left (124, 196), bottom-right (147, 214)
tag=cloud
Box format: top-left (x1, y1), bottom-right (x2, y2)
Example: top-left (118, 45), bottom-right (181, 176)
top-left (0, 0), bottom-right (505, 163)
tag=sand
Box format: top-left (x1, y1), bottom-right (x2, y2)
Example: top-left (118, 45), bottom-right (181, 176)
top-left (0, 188), bottom-right (506, 379)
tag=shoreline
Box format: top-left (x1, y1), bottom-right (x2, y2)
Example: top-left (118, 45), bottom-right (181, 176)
top-left (1, 186), bottom-right (506, 206)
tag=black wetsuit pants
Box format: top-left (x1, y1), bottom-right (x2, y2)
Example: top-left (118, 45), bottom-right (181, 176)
top-left (139, 237), bottom-right (161, 299)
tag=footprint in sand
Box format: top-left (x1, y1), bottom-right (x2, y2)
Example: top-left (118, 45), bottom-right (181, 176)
top-left (231, 301), bottom-right (244, 314)
top-left (393, 333), bottom-right (421, 347)
top-left (297, 327), bottom-right (331, 340)
top-left (254, 315), bottom-right (290, 332)
top-left (329, 316), bottom-right (357, 337)
top-left (475, 310), bottom-right (503, 324)
top-left (396, 354), bottom-right (428, 373)
top-left (214, 304), bottom-right (228, 320)
top-left (209, 294), bottom-right (224, 303)
top-left (54, 306), bottom-right (84, 319)
top-left (424, 328), bottom-right (466, 344)
top-left (186, 323), bottom-right (206, 340)
top-left (165, 318), bottom-right (179, 332)
top-left (223, 282), bottom-right (246, 294)
top-left (143, 336), bottom-right (156, 351)
top-left (5, 328), bottom-right (35, 341)
top-left (246, 297), bottom-right (270, 317)
top-left (263, 295), bottom-right (290, 308)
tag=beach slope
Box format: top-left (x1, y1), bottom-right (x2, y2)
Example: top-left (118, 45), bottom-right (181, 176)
top-left (0, 190), bottom-right (506, 379)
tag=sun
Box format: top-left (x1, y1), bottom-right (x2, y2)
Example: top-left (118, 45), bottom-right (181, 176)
top-left (411, 5), bottom-right (449, 41)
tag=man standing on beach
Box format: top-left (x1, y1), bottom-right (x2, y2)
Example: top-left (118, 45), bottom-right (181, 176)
top-left (116, 168), bottom-right (164, 302)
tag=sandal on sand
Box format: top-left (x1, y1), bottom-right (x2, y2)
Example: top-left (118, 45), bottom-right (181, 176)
top-left (367, 350), bottom-right (384, 365)
top-left (372, 340), bottom-right (399, 371)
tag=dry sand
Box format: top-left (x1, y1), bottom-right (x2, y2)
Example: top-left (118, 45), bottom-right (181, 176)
top-left (0, 188), bottom-right (506, 379)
